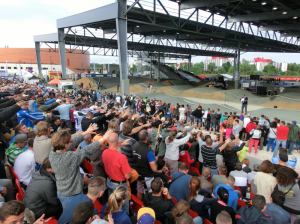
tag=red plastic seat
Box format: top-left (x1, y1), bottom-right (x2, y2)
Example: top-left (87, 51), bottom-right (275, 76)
top-left (163, 195), bottom-right (178, 204)
top-left (195, 162), bottom-right (200, 170)
top-left (94, 200), bottom-right (103, 214)
top-left (247, 183), bottom-right (251, 191)
top-left (47, 219), bottom-right (58, 224)
top-left (15, 179), bottom-right (24, 200)
top-left (5, 164), bottom-right (18, 180)
top-left (237, 199), bottom-right (246, 207)
top-left (208, 176), bottom-right (211, 182)
top-left (204, 219), bottom-right (213, 224)
top-left (165, 174), bottom-right (172, 182)
top-left (16, 193), bottom-right (22, 201)
top-left (155, 221), bottom-right (162, 224)
top-left (82, 159), bottom-right (93, 174)
top-left (189, 166), bottom-right (201, 177)
top-left (234, 186), bottom-right (243, 198)
top-left (130, 194), bottom-right (145, 213)
top-left (189, 209), bottom-right (199, 219)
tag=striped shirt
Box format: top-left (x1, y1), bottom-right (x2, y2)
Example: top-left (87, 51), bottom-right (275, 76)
top-left (201, 145), bottom-right (220, 169)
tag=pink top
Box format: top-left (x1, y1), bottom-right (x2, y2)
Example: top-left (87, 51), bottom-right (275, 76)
top-left (225, 128), bottom-right (233, 139)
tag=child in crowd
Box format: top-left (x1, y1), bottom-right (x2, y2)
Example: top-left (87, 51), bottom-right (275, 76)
top-left (179, 143), bottom-right (195, 168)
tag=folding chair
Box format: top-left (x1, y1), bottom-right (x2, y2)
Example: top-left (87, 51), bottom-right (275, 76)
top-left (94, 200), bottom-right (103, 214)
top-left (195, 162), bottom-right (200, 170)
top-left (155, 221), bottom-right (162, 224)
top-left (130, 194), bottom-right (145, 213)
top-left (189, 209), bottom-right (199, 219)
top-left (82, 159), bottom-right (93, 174)
top-left (237, 199), bottom-right (246, 207)
top-left (247, 183), bottom-right (251, 191)
top-left (15, 179), bottom-right (24, 200)
top-left (165, 174), bottom-right (172, 182)
top-left (204, 219), bottom-right (213, 224)
top-left (234, 186), bottom-right (243, 198)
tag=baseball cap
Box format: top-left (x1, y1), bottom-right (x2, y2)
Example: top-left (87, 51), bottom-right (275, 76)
top-left (247, 114), bottom-right (251, 117)
top-left (279, 153), bottom-right (288, 162)
top-left (91, 219), bottom-right (108, 224)
top-left (15, 134), bottom-right (28, 143)
top-left (292, 121), bottom-right (297, 124)
top-left (138, 207), bottom-right (155, 224)
top-left (253, 164), bottom-right (260, 171)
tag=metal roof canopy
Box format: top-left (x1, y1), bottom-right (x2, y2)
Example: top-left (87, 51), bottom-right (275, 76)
top-left (170, 0), bottom-right (300, 38)
top-left (34, 0), bottom-right (300, 93)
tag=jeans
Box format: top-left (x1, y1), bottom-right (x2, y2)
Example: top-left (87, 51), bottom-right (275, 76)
top-left (57, 191), bottom-right (81, 210)
top-left (241, 104), bottom-right (247, 114)
top-left (195, 118), bottom-right (202, 125)
top-left (296, 141), bottom-right (300, 151)
top-left (273, 139), bottom-right (287, 156)
top-left (203, 166), bottom-right (218, 178)
top-left (267, 138), bottom-right (276, 152)
top-left (106, 178), bottom-right (129, 214)
top-left (288, 141), bottom-right (296, 154)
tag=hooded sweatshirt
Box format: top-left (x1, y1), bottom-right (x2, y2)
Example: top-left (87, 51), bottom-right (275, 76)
top-left (143, 193), bottom-right (175, 224)
top-left (236, 206), bottom-right (272, 224)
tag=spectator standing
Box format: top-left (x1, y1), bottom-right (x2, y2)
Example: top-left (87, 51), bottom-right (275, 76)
top-left (23, 158), bottom-right (63, 219)
top-left (273, 121), bottom-right (289, 156)
top-left (286, 121), bottom-right (300, 154)
top-left (240, 94), bottom-right (248, 114)
top-left (254, 160), bottom-right (277, 203)
top-left (233, 120), bottom-right (241, 139)
top-left (209, 110), bottom-right (217, 134)
top-left (191, 104), bottom-right (203, 129)
top-left (264, 191), bottom-right (291, 224)
top-left (267, 121), bottom-right (277, 152)
top-left (165, 130), bottom-right (191, 176)
top-left (132, 130), bottom-right (157, 201)
top-left (248, 125), bottom-right (262, 155)
top-left (53, 99), bottom-right (73, 128)
top-left (13, 138), bottom-right (35, 188)
top-left (179, 105), bottom-right (185, 121)
top-left (102, 132), bottom-right (132, 214)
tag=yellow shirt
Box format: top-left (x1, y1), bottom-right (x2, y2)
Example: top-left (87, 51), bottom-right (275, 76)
top-left (238, 146), bottom-right (248, 162)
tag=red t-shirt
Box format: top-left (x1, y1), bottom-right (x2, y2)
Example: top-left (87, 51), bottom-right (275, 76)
top-left (246, 122), bottom-right (256, 133)
top-left (179, 151), bottom-right (194, 168)
top-left (277, 126), bottom-right (289, 140)
top-left (102, 149), bottom-right (132, 182)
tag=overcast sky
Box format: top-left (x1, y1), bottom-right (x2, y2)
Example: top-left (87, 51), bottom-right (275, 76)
top-left (1, 0), bottom-right (300, 65)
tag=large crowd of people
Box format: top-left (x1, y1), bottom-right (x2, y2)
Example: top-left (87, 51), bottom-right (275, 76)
top-left (0, 79), bottom-right (300, 224)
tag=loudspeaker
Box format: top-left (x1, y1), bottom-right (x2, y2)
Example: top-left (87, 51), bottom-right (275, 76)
top-left (250, 75), bottom-right (260, 80)
top-left (257, 86), bottom-right (267, 95)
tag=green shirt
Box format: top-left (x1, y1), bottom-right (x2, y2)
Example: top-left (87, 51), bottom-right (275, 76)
top-left (5, 144), bottom-right (26, 166)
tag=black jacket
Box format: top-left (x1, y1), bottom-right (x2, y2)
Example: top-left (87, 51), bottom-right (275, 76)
top-left (236, 206), bottom-right (272, 224)
top-left (144, 193), bottom-right (175, 224)
top-left (119, 133), bottom-right (137, 168)
top-left (90, 149), bottom-right (107, 178)
top-left (221, 143), bottom-right (245, 164)
top-left (192, 107), bottom-right (203, 118)
top-left (81, 114), bottom-right (106, 132)
top-left (23, 170), bottom-right (62, 218)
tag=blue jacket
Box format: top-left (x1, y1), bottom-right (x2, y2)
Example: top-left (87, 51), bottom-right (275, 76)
top-left (100, 202), bottom-right (131, 224)
top-left (33, 99), bottom-right (55, 112)
top-left (264, 203), bottom-right (291, 224)
top-left (17, 109), bottom-right (47, 130)
top-left (214, 184), bottom-right (238, 210)
top-left (272, 156), bottom-right (297, 168)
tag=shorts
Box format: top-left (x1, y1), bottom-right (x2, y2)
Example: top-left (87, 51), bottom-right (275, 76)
top-left (137, 177), bottom-right (154, 194)
top-left (210, 122), bottom-right (216, 128)
top-left (195, 118), bottom-right (202, 124)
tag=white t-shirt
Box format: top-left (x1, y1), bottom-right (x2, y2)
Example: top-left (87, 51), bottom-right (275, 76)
top-left (243, 117), bottom-right (250, 128)
top-left (14, 150), bottom-right (35, 185)
top-left (179, 108), bottom-right (185, 120)
top-left (116, 96), bottom-right (121, 103)
top-left (280, 87), bottom-right (285, 92)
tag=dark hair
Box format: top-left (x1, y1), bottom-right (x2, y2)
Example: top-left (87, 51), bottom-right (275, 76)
top-left (281, 121), bottom-right (286, 125)
top-left (271, 190), bottom-right (285, 207)
top-left (15, 123), bottom-right (25, 134)
top-left (138, 130), bottom-right (148, 142)
top-left (27, 138), bottom-right (34, 148)
top-left (217, 187), bottom-right (229, 204)
top-left (86, 111), bottom-right (93, 118)
top-left (72, 201), bottom-right (94, 224)
top-left (151, 177), bottom-right (163, 194)
top-left (0, 200), bottom-right (26, 222)
top-left (154, 120), bottom-right (162, 128)
top-left (41, 157), bottom-right (51, 170)
top-left (53, 117), bottom-right (60, 122)
top-left (157, 159), bottom-right (165, 170)
top-left (28, 131), bottom-right (36, 139)
top-left (180, 144), bottom-right (190, 151)
top-left (138, 117), bottom-right (146, 124)
top-left (279, 148), bottom-right (287, 154)
top-left (60, 120), bottom-right (67, 129)
top-left (252, 195), bottom-right (266, 211)
top-left (259, 160), bottom-right (276, 174)
top-left (122, 120), bottom-right (133, 135)
top-left (276, 167), bottom-right (296, 187)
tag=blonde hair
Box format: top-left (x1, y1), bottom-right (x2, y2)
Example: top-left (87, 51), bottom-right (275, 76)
top-left (108, 119), bottom-right (119, 132)
top-left (35, 121), bottom-right (50, 136)
top-left (103, 186), bottom-right (127, 220)
top-left (172, 201), bottom-right (190, 222)
top-left (51, 130), bottom-right (71, 152)
top-left (168, 130), bottom-right (178, 143)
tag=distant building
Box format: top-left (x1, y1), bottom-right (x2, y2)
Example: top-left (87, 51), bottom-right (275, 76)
top-left (203, 57), bottom-right (231, 71)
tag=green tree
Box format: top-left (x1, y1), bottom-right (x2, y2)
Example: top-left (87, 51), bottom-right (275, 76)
top-left (263, 63), bottom-right (281, 75)
top-left (228, 66), bottom-right (234, 74)
top-left (129, 64), bottom-right (137, 73)
top-left (191, 62), bottom-right (204, 75)
top-left (90, 63), bottom-right (103, 72)
top-left (217, 66), bottom-right (226, 74)
top-left (169, 64), bottom-right (176, 70)
top-left (239, 60), bottom-right (257, 75)
top-left (222, 62), bottom-right (231, 73)
top-left (179, 62), bottom-right (189, 71)
top-left (207, 62), bottom-right (217, 72)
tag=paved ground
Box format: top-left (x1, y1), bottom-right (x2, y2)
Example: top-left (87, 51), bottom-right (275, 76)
top-left (134, 92), bottom-right (300, 173)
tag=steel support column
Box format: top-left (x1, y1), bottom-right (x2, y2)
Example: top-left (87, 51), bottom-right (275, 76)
top-left (233, 50), bottom-right (237, 78)
top-left (188, 55), bottom-right (191, 72)
top-left (116, 0), bottom-right (129, 95)
top-left (35, 42), bottom-right (42, 77)
top-left (157, 52), bottom-right (160, 83)
top-left (235, 42), bottom-right (241, 89)
top-left (58, 28), bottom-right (67, 79)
